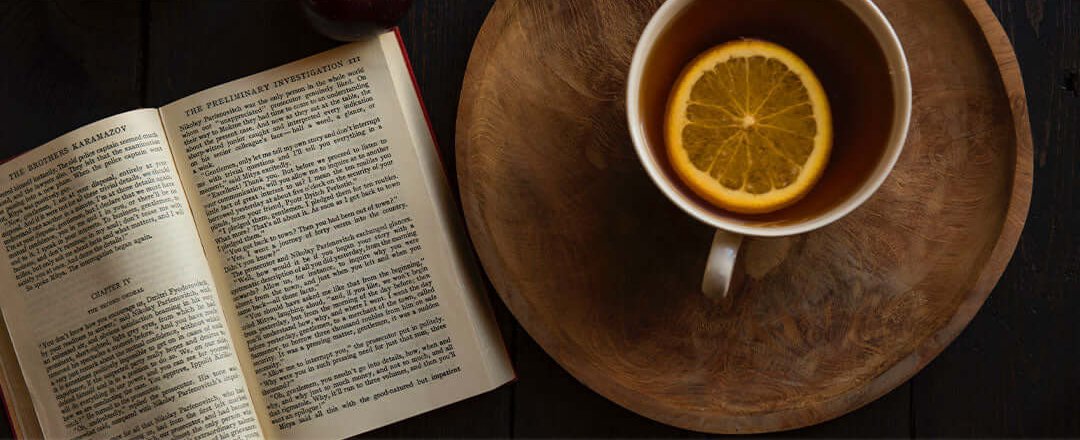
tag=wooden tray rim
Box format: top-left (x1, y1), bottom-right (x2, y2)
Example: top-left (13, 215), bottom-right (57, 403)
top-left (455, 0), bottom-right (1035, 433)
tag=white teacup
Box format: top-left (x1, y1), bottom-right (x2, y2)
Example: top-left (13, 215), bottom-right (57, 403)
top-left (626, 0), bottom-right (911, 299)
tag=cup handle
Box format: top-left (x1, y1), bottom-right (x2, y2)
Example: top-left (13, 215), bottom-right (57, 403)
top-left (702, 230), bottom-right (744, 300)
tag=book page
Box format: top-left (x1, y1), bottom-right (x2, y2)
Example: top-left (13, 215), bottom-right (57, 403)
top-left (159, 32), bottom-right (512, 439)
top-left (0, 110), bottom-right (263, 438)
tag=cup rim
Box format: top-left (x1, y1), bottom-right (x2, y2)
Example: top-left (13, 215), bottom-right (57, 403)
top-left (626, 0), bottom-right (912, 238)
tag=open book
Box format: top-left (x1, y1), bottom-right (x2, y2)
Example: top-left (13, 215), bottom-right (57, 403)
top-left (0, 29), bottom-right (513, 439)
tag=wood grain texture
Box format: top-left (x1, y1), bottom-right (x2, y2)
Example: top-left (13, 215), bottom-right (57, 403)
top-left (912, 0), bottom-right (1080, 436)
top-left (456, 0), bottom-right (1033, 433)
top-left (512, 327), bottom-right (912, 438)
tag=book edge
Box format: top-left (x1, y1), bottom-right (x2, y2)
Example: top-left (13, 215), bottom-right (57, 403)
top-left (383, 29), bottom-right (516, 387)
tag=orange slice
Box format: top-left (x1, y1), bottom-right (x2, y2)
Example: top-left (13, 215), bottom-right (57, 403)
top-left (665, 39), bottom-right (832, 214)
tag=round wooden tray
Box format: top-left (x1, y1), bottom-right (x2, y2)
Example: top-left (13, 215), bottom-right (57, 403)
top-left (456, 0), bottom-right (1032, 433)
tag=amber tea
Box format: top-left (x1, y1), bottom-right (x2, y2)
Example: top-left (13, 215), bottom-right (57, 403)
top-left (635, 0), bottom-right (896, 226)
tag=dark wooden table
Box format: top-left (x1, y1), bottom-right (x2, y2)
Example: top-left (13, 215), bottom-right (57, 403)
top-left (1, 1), bottom-right (1076, 438)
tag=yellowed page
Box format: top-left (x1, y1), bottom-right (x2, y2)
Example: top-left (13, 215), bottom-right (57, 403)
top-left (0, 110), bottom-right (263, 438)
top-left (377, 32), bottom-right (514, 391)
top-left (159, 32), bottom-right (512, 439)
